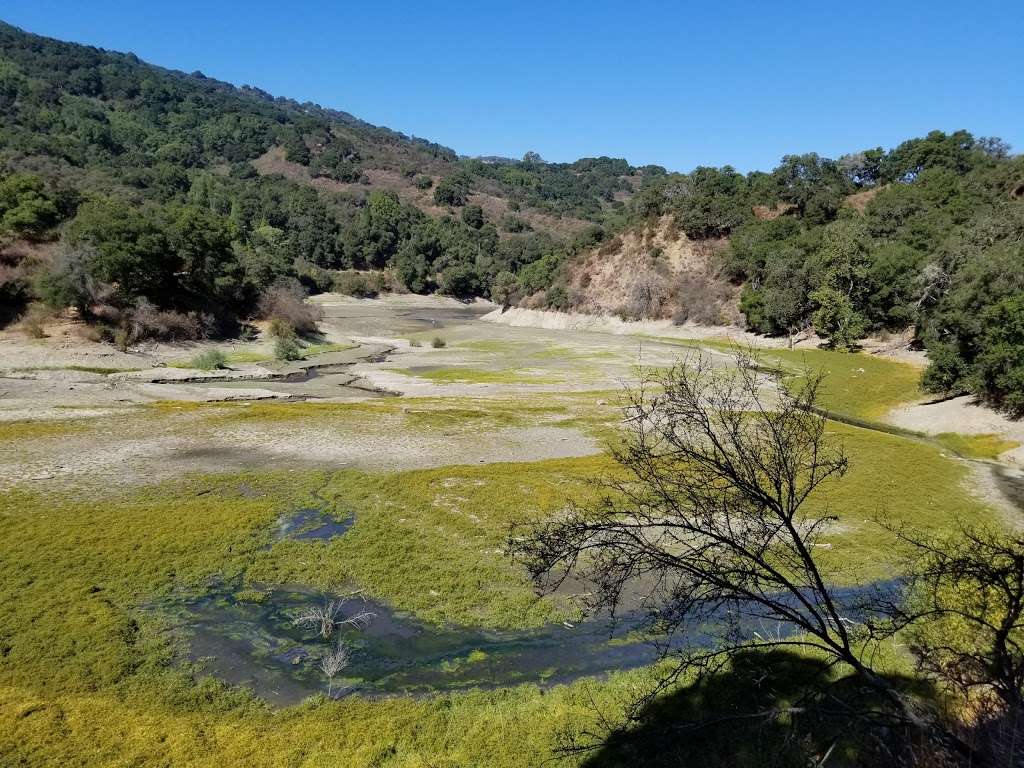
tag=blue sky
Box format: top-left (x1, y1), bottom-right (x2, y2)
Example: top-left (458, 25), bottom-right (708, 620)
top-left (3, 1), bottom-right (1021, 172)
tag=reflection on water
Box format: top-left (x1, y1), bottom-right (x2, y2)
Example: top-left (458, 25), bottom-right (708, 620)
top-left (274, 508), bottom-right (355, 543)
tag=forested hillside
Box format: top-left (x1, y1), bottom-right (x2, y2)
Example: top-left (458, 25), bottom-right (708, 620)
top-left (545, 134), bottom-right (1024, 416)
top-left (1, 20), bottom-right (1022, 414)
top-left (0, 20), bottom-right (635, 333)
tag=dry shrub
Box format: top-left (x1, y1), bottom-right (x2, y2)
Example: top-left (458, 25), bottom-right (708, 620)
top-left (258, 280), bottom-right (321, 336)
top-left (597, 236), bottom-right (623, 257)
top-left (124, 299), bottom-right (211, 342)
top-left (615, 266), bottom-right (671, 321)
top-left (19, 303), bottom-right (52, 338)
top-left (670, 254), bottom-right (740, 326)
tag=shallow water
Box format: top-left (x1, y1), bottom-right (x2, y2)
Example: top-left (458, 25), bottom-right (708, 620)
top-left (274, 508), bottom-right (355, 542)
top-left (167, 578), bottom-right (895, 707)
top-left (174, 586), bottom-right (659, 706)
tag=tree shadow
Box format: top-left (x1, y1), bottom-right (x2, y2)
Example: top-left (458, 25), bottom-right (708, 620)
top-left (579, 650), bottom-right (934, 768)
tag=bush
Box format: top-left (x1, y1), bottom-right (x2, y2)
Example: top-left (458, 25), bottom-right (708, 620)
top-left (19, 303), bottom-right (50, 338)
top-left (268, 318), bottom-right (295, 339)
top-left (433, 175), bottom-right (470, 207)
top-left (123, 299), bottom-right (210, 342)
top-left (431, 336), bottom-right (446, 348)
top-left (295, 261), bottom-right (335, 294)
top-left (191, 349), bottom-right (227, 370)
top-left (258, 280), bottom-right (321, 336)
top-left (333, 270), bottom-right (381, 298)
top-left (409, 338), bottom-right (422, 347)
top-left (414, 175), bottom-right (433, 190)
top-left (439, 263), bottom-right (481, 298)
top-left (274, 335), bottom-right (302, 361)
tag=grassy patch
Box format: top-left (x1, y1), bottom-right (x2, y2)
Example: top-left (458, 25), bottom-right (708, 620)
top-left (0, 419), bottom-right (85, 441)
top-left (754, 348), bottom-right (923, 420)
top-left (395, 367), bottom-right (563, 384)
top-left (167, 342), bottom-right (354, 369)
top-left (648, 337), bottom-right (923, 420)
top-left (933, 432), bottom-right (1020, 460)
top-left (0, 409), bottom-right (998, 765)
top-left (813, 422), bottom-right (997, 581)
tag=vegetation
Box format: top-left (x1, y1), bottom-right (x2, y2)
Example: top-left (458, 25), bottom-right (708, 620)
top-left (3, 22), bottom-right (1019, 413)
top-left (512, 353), bottom-right (1018, 763)
top-left (190, 349), bottom-right (227, 371)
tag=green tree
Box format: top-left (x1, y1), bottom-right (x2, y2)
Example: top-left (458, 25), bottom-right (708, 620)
top-left (972, 294), bottom-right (1024, 417)
top-left (490, 270), bottom-right (517, 306)
top-left (433, 174), bottom-right (470, 207)
top-left (810, 285), bottom-right (867, 350)
top-left (461, 204), bottom-right (485, 229)
top-left (772, 153), bottom-right (853, 224)
top-left (0, 173), bottom-right (60, 240)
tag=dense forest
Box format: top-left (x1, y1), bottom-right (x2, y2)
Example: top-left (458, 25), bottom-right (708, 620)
top-left (0, 21), bottom-right (1022, 414)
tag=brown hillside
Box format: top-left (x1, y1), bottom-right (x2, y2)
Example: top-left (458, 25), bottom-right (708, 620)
top-left (562, 216), bottom-right (740, 325)
top-left (252, 147), bottom-right (591, 240)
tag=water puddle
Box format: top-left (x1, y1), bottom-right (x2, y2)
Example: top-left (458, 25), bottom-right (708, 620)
top-left (274, 508), bottom-right (355, 542)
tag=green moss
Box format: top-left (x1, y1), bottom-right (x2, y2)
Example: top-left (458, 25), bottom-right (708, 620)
top-left (647, 337), bottom-right (924, 420)
top-left (0, 398), bottom-right (1000, 766)
top-left (933, 432), bottom-right (1020, 460)
top-left (755, 348), bottom-right (923, 420)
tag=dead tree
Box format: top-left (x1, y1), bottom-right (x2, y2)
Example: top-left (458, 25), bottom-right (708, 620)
top-left (292, 596), bottom-right (374, 639)
top-left (320, 642), bottom-right (351, 698)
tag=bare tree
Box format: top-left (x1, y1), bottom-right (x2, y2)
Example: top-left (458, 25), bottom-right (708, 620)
top-left (509, 349), bottom-right (971, 758)
top-left (292, 596), bottom-right (374, 639)
top-left (876, 525), bottom-right (1024, 763)
top-left (320, 642), bottom-right (351, 698)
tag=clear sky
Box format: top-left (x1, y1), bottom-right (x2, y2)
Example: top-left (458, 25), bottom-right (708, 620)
top-left (2, 1), bottom-right (1021, 172)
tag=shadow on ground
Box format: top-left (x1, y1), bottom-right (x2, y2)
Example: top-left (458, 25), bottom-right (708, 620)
top-left (579, 650), bottom-right (934, 768)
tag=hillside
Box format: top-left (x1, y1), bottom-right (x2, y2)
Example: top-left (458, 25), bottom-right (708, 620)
top-left (1, 19), bottom-right (1023, 417)
top-left (553, 216), bottom-right (738, 325)
top-left (0, 19), bottom-right (638, 333)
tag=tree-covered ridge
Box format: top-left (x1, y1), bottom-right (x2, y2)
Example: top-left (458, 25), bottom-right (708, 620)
top-left (544, 132), bottom-right (1022, 416)
top-left (0, 20), bottom-right (630, 335)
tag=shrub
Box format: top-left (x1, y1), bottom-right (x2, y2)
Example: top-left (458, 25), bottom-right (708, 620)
top-left (615, 269), bottom-right (670, 320)
top-left (20, 303), bottom-right (50, 338)
top-left (439, 263), bottom-right (481, 298)
top-left (414, 175), bottom-right (433, 190)
top-left (433, 174), bottom-right (470, 207)
top-left (274, 335), bottom-right (302, 361)
top-left (124, 299), bottom-right (209, 342)
top-left (191, 349), bottom-right (227, 370)
top-left (333, 270), bottom-right (380, 298)
top-left (295, 261), bottom-right (335, 294)
top-left (409, 338), bottom-right (422, 347)
top-left (258, 280), bottom-right (321, 336)
top-left (431, 336), bottom-right (446, 348)
top-left (268, 318), bottom-right (295, 340)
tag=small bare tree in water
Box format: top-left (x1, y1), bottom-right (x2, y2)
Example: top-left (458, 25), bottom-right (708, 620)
top-left (292, 596), bottom-right (374, 639)
top-left (320, 642), bottom-right (351, 698)
top-left (509, 350), bottom-right (975, 759)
